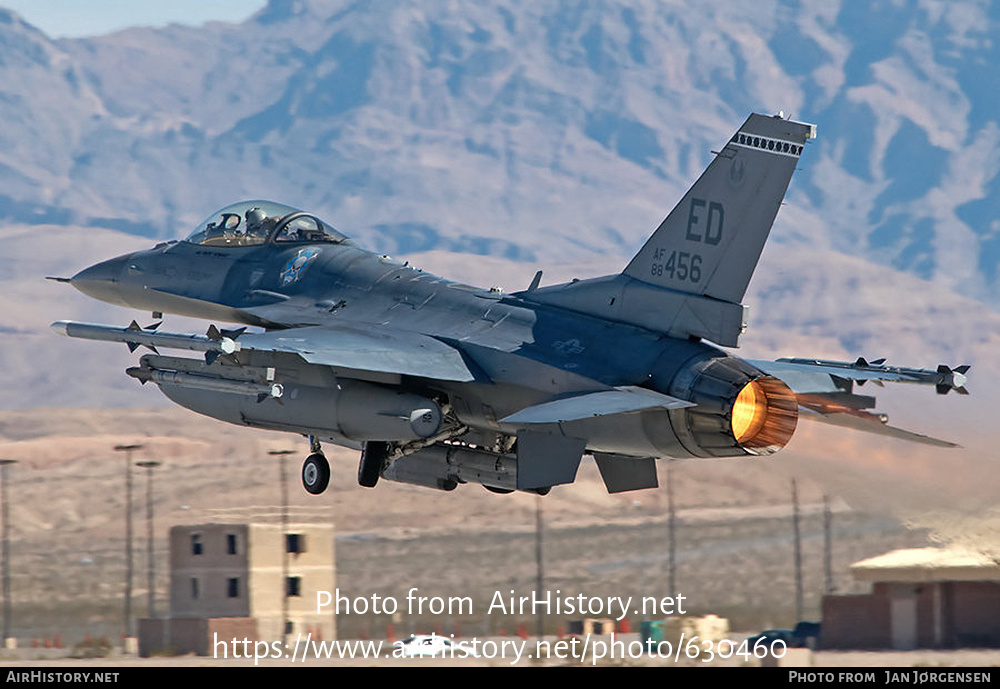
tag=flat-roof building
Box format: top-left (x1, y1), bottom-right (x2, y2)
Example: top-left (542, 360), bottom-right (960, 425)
top-left (821, 547), bottom-right (1000, 649)
top-left (140, 522), bottom-right (336, 655)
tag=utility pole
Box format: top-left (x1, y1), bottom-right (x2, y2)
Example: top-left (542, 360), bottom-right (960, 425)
top-left (137, 461), bottom-right (161, 618)
top-left (115, 444), bottom-right (143, 644)
top-left (823, 494), bottom-right (834, 594)
top-left (791, 477), bottom-right (803, 622)
top-left (0, 459), bottom-right (16, 648)
top-left (270, 449), bottom-right (295, 641)
top-left (667, 461), bottom-right (676, 597)
top-left (535, 495), bottom-right (544, 640)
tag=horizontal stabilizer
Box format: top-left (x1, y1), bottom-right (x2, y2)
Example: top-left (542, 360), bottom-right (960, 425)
top-left (501, 386), bottom-right (694, 425)
top-left (798, 408), bottom-right (959, 448)
top-left (751, 356), bottom-right (965, 448)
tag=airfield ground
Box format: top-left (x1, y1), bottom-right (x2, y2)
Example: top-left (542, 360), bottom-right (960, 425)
top-left (0, 406), bottom-right (990, 667)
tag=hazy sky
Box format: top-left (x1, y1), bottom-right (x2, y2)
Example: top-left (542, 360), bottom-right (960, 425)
top-left (1, 1), bottom-right (266, 38)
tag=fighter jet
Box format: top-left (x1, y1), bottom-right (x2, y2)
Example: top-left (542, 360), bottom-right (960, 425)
top-left (52, 113), bottom-right (969, 496)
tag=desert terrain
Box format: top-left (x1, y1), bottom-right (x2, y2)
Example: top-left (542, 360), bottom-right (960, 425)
top-left (0, 405), bottom-right (972, 647)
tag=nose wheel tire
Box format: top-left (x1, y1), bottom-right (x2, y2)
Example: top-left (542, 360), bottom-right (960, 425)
top-left (302, 453), bottom-right (330, 495)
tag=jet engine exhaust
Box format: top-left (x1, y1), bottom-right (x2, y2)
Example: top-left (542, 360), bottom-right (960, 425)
top-left (662, 355), bottom-right (799, 458)
top-left (730, 376), bottom-right (798, 453)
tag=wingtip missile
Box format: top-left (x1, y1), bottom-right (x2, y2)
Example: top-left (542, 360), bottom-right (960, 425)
top-left (51, 320), bottom-right (240, 355)
top-left (935, 364), bottom-right (970, 394)
top-left (776, 356), bottom-right (971, 394)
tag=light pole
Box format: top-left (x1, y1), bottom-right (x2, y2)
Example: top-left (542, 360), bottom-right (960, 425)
top-left (269, 449), bottom-right (295, 640)
top-left (137, 461), bottom-right (161, 618)
top-left (115, 444), bottom-right (143, 642)
top-left (823, 494), bottom-right (834, 594)
top-left (791, 477), bottom-right (803, 623)
top-left (0, 459), bottom-right (16, 648)
top-left (667, 460), bottom-right (676, 598)
top-left (535, 495), bottom-right (544, 640)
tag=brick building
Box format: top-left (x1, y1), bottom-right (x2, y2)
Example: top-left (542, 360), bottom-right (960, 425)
top-left (821, 547), bottom-right (1000, 649)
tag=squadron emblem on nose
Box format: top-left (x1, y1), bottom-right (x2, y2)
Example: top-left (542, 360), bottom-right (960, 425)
top-left (280, 248), bottom-right (321, 285)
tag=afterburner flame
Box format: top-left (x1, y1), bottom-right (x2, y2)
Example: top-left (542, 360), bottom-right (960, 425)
top-left (732, 380), bottom-right (767, 442)
top-left (731, 376), bottom-right (799, 454)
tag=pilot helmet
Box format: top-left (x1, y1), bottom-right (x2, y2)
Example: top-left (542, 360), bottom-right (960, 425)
top-left (245, 207), bottom-right (267, 230)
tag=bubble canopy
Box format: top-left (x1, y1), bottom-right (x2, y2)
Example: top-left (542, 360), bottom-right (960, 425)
top-left (184, 200), bottom-right (348, 247)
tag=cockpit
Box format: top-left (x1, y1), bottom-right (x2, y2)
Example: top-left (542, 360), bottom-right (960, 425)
top-left (184, 200), bottom-right (348, 247)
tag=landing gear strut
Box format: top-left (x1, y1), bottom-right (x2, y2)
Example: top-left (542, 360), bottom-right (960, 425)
top-left (302, 452), bottom-right (330, 494)
top-left (358, 441), bottom-right (388, 488)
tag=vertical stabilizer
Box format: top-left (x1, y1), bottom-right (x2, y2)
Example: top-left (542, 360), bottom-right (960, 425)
top-left (623, 114), bottom-right (815, 304)
top-left (523, 113), bottom-right (815, 347)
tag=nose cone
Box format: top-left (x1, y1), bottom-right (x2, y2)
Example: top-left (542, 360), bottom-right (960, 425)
top-left (70, 255), bottom-right (131, 306)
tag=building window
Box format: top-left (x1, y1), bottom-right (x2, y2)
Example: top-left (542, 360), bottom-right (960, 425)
top-left (227, 533), bottom-right (238, 555)
top-left (228, 577), bottom-right (240, 598)
top-left (286, 576), bottom-right (301, 597)
top-left (286, 533), bottom-right (306, 554)
top-left (191, 577), bottom-right (199, 599)
top-left (191, 534), bottom-right (203, 556)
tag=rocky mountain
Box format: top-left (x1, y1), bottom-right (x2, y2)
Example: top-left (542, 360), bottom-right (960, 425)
top-left (0, 0), bottom-right (997, 413)
top-left (0, 0), bottom-right (997, 300)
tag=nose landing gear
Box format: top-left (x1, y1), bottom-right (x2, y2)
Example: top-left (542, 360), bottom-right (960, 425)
top-left (301, 452), bottom-right (330, 495)
top-left (299, 436), bottom-right (330, 495)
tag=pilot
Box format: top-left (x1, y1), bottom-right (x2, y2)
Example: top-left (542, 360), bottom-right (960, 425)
top-left (245, 207), bottom-right (268, 236)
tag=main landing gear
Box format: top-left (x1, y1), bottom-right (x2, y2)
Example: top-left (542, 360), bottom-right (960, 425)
top-left (358, 441), bottom-right (387, 488)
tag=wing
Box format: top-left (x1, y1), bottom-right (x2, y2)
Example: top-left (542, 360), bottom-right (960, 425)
top-left (240, 324), bottom-right (477, 382)
top-left (747, 357), bottom-right (969, 448)
top-left (52, 319), bottom-right (478, 383)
